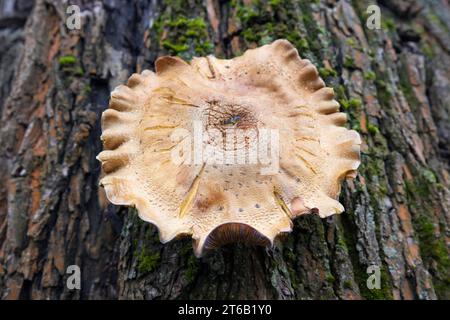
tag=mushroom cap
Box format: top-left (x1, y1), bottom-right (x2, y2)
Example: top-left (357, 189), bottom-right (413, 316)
top-left (97, 39), bottom-right (361, 257)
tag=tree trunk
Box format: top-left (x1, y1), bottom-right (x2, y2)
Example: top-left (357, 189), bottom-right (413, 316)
top-left (0, 0), bottom-right (449, 300)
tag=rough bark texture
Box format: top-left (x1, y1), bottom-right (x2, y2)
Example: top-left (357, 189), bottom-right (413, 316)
top-left (0, 0), bottom-right (449, 300)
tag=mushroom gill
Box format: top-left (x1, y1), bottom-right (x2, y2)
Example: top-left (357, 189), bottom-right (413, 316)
top-left (97, 39), bottom-right (361, 257)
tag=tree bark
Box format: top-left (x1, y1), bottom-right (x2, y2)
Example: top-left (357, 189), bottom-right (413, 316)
top-left (0, 0), bottom-right (449, 300)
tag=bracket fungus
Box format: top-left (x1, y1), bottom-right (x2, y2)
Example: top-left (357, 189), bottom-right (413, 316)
top-left (97, 39), bottom-right (361, 257)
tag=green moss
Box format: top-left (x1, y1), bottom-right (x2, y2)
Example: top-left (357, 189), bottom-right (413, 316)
top-left (349, 98), bottom-right (362, 109)
top-left (232, 0), bottom-right (326, 61)
top-left (185, 254), bottom-right (199, 282)
top-left (281, 235), bottom-right (300, 292)
top-left (336, 236), bottom-right (348, 252)
top-left (179, 243), bottom-right (199, 283)
top-left (422, 43), bottom-right (434, 59)
top-left (58, 55), bottom-right (84, 79)
top-left (259, 34), bottom-right (274, 45)
top-left (237, 6), bottom-right (259, 24)
top-left (343, 55), bottom-right (357, 69)
top-left (405, 169), bottom-right (437, 199)
top-left (162, 40), bottom-right (189, 54)
top-left (284, 250), bottom-right (296, 262)
top-left (339, 99), bottom-right (348, 110)
top-left (287, 267), bottom-right (299, 290)
top-left (319, 67), bottom-right (337, 78)
top-left (346, 38), bottom-right (358, 48)
top-left (293, 37), bottom-right (309, 51)
top-left (334, 85), bottom-right (347, 100)
top-left (381, 18), bottom-right (396, 32)
top-left (405, 180), bottom-right (425, 199)
top-left (74, 66), bottom-right (84, 76)
top-left (326, 273), bottom-right (336, 283)
top-left (152, 14), bottom-right (213, 59)
top-left (317, 26), bottom-right (327, 35)
top-left (404, 165), bottom-right (449, 298)
top-left (361, 156), bottom-right (386, 179)
top-left (421, 169), bottom-right (437, 184)
top-left (298, 0), bottom-right (327, 59)
top-left (414, 216), bottom-right (450, 296)
top-left (241, 29), bottom-right (259, 43)
top-left (335, 86), bottom-right (362, 133)
top-left (340, 98), bottom-right (362, 111)
top-left (83, 84), bottom-right (92, 94)
top-left (268, 0), bottom-right (282, 7)
top-left (60, 66), bottom-right (84, 77)
top-left (374, 79), bottom-right (393, 107)
top-left (343, 280), bottom-right (353, 289)
top-left (59, 55), bottom-right (77, 67)
top-left (137, 249), bottom-right (161, 274)
top-left (364, 71), bottom-right (376, 81)
top-left (367, 123), bottom-right (380, 135)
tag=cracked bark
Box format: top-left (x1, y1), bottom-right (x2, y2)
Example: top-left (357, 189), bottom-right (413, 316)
top-left (0, 0), bottom-right (449, 300)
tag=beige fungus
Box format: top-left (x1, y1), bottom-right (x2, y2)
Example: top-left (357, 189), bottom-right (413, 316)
top-left (97, 39), bottom-right (361, 257)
